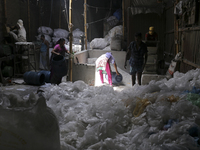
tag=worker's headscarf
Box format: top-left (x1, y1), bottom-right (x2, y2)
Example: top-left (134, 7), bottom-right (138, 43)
top-left (105, 52), bottom-right (115, 64)
top-left (105, 52), bottom-right (112, 58)
top-left (17, 19), bottom-right (23, 28)
top-left (149, 26), bottom-right (154, 35)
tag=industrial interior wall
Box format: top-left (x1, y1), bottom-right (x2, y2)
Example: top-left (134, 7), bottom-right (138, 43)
top-left (34, 0), bottom-right (69, 38)
top-left (0, 0), bottom-right (4, 43)
top-left (127, 12), bottom-right (165, 49)
top-left (164, 1), bottom-right (175, 64)
top-left (162, 0), bottom-right (200, 74)
top-left (87, 0), bottom-right (122, 41)
top-left (0, 0), bottom-right (72, 43)
top-left (180, 31), bottom-right (200, 73)
top-left (1, 0), bottom-right (122, 44)
top-left (39, 0), bottom-right (69, 31)
top-left (176, 1), bottom-right (200, 73)
top-left (72, 0), bottom-right (84, 32)
top-left (0, 0), bottom-right (40, 42)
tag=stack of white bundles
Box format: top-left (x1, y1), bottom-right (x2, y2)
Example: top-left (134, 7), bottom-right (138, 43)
top-left (72, 28), bottom-right (84, 45)
top-left (36, 26), bottom-right (53, 47)
top-left (90, 38), bottom-right (109, 50)
top-left (52, 28), bottom-right (69, 46)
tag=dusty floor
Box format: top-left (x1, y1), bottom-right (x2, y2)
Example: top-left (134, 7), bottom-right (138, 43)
top-left (1, 78), bottom-right (40, 97)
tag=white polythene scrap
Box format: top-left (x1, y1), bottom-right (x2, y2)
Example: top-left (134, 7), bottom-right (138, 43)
top-left (41, 69), bottom-right (200, 150)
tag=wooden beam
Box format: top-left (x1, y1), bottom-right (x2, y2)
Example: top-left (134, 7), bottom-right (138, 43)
top-left (174, 0), bottom-right (180, 55)
top-left (28, 0), bottom-right (31, 40)
top-left (122, 0), bottom-right (125, 41)
top-left (182, 59), bottom-right (200, 69)
top-left (69, 0), bottom-right (73, 81)
top-left (84, 0), bottom-right (87, 50)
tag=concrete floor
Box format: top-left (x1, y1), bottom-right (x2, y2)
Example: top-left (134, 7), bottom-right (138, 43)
top-left (1, 78), bottom-right (39, 97)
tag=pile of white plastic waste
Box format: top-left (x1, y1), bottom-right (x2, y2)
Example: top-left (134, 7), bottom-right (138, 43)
top-left (41, 69), bottom-right (200, 150)
top-left (36, 26), bottom-right (84, 50)
top-left (72, 28), bottom-right (84, 45)
top-left (90, 25), bottom-right (123, 51)
top-left (52, 28), bottom-right (69, 45)
top-left (37, 26), bottom-right (54, 47)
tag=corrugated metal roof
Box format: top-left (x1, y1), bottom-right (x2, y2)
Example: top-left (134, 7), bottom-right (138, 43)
top-left (130, 0), bottom-right (169, 15)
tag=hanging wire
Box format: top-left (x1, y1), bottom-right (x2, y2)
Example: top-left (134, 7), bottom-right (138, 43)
top-left (86, 3), bottom-right (115, 10)
top-left (61, 0), bottom-right (113, 28)
top-left (87, 18), bottom-right (106, 25)
top-left (87, 0), bottom-right (112, 25)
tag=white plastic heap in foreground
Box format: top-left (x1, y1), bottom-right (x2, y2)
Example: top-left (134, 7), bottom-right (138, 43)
top-left (1, 69), bottom-right (200, 150)
top-left (42, 69), bottom-right (200, 150)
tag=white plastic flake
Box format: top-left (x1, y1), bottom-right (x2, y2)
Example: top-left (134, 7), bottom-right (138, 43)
top-left (40, 70), bottom-right (200, 150)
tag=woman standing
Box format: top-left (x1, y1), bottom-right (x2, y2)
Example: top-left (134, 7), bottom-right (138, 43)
top-left (50, 38), bottom-right (70, 84)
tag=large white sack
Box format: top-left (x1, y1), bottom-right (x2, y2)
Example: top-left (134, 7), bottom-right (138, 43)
top-left (64, 44), bottom-right (81, 53)
top-left (90, 38), bottom-right (109, 49)
top-left (104, 34), bottom-right (111, 45)
top-left (53, 28), bottom-right (69, 38)
top-left (36, 34), bottom-right (51, 43)
top-left (72, 37), bottom-right (81, 44)
top-left (109, 25), bottom-right (123, 38)
top-left (110, 36), bottom-right (122, 51)
top-left (52, 37), bottom-right (68, 45)
top-left (72, 28), bottom-right (84, 38)
top-left (38, 26), bottom-right (53, 36)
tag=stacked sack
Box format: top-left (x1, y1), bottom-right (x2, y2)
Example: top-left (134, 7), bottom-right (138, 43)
top-left (72, 28), bottom-right (84, 45)
top-left (36, 26), bottom-right (53, 47)
top-left (90, 25), bottom-right (123, 51)
top-left (52, 28), bottom-right (69, 46)
top-left (68, 28), bottom-right (85, 53)
top-left (109, 25), bottom-right (123, 51)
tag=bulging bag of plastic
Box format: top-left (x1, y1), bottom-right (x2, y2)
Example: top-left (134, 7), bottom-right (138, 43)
top-left (53, 28), bottom-right (69, 38)
top-left (72, 28), bottom-right (84, 38)
top-left (38, 26), bottom-right (53, 36)
top-left (90, 38), bottom-right (109, 49)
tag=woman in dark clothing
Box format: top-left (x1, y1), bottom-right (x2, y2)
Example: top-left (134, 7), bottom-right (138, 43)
top-left (50, 38), bottom-right (70, 84)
